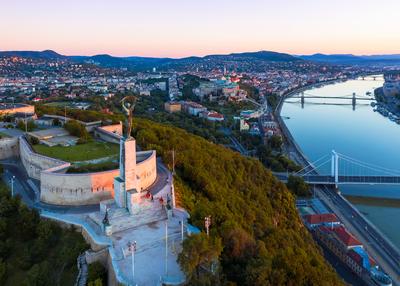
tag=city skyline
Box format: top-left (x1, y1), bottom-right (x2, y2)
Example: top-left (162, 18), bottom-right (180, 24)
top-left (1, 0), bottom-right (399, 57)
top-left (1, 1), bottom-right (400, 285)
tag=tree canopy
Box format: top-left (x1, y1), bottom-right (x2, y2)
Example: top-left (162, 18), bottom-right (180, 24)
top-left (64, 119), bottom-right (91, 143)
top-left (133, 118), bottom-right (342, 286)
top-left (0, 180), bottom-right (88, 285)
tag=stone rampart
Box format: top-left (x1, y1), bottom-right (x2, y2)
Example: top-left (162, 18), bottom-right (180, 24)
top-left (19, 137), bottom-right (69, 180)
top-left (40, 150), bottom-right (157, 205)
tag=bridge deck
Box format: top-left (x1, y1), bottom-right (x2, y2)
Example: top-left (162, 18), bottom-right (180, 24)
top-left (291, 96), bottom-right (374, 100)
top-left (274, 174), bottom-right (400, 185)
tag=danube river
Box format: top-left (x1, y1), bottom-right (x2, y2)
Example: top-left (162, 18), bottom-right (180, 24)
top-left (282, 75), bottom-right (400, 247)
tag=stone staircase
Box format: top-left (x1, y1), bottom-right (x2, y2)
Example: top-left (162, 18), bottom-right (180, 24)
top-left (74, 253), bottom-right (88, 286)
top-left (89, 200), bottom-right (167, 234)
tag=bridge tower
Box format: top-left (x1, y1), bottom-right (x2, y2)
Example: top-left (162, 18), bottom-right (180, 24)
top-left (352, 93), bottom-right (356, 110)
top-left (301, 92), bottom-right (305, 109)
top-left (331, 150), bottom-right (339, 187)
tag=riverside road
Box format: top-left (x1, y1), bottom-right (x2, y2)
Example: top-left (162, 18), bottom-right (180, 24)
top-left (274, 80), bottom-right (400, 285)
top-left (275, 173), bottom-right (400, 185)
top-left (318, 185), bottom-right (400, 284)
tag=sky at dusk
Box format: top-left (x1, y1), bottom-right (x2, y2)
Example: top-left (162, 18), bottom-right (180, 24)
top-left (1, 0), bottom-right (399, 58)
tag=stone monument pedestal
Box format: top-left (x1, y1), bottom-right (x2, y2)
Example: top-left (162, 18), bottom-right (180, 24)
top-left (127, 190), bottom-right (142, 215)
top-left (114, 137), bottom-right (137, 211)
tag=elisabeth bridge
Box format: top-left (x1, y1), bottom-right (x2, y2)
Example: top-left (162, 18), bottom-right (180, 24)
top-left (274, 150), bottom-right (400, 186)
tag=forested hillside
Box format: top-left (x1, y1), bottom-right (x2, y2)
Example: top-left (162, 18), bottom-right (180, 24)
top-left (0, 182), bottom-right (88, 285)
top-left (133, 118), bottom-right (342, 286)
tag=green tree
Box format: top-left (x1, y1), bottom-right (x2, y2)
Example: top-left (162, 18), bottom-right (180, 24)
top-left (16, 120), bottom-right (25, 131)
top-left (16, 120), bottom-right (36, 132)
top-left (0, 259), bottom-right (6, 284)
top-left (133, 118), bottom-right (342, 285)
top-left (267, 135), bottom-right (283, 151)
top-left (286, 175), bottom-right (311, 197)
top-left (23, 262), bottom-right (50, 286)
top-left (0, 180), bottom-right (88, 285)
top-left (88, 279), bottom-right (103, 286)
top-left (29, 136), bottom-right (40, 145)
top-left (53, 118), bottom-right (61, 126)
top-left (64, 120), bottom-right (91, 143)
top-left (178, 233), bottom-right (222, 284)
top-left (87, 261), bottom-right (107, 285)
top-left (27, 120), bottom-right (36, 131)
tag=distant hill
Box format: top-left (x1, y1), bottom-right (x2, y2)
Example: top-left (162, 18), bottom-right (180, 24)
top-left (0, 50), bottom-right (66, 59)
top-left (298, 53), bottom-right (400, 65)
top-left (70, 54), bottom-right (132, 68)
top-left (227, 50), bottom-right (302, 61)
top-left (2, 49), bottom-right (400, 68)
top-left (203, 50), bottom-right (302, 62)
top-left (360, 54), bottom-right (400, 60)
top-left (298, 53), bottom-right (365, 63)
top-left (70, 50), bottom-right (301, 69)
top-left (0, 49), bottom-right (302, 70)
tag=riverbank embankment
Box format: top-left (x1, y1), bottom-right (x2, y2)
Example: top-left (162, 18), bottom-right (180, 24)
top-left (274, 78), bottom-right (341, 171)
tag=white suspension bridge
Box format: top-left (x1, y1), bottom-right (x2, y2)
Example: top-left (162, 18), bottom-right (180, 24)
top-left (274, 150), bottom-right (400, 185)
top-left (286, 92), bottom-right (375, 109)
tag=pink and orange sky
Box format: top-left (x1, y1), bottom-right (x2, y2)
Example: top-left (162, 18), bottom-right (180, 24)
top-left (1, 0), bottom-right (399, 58)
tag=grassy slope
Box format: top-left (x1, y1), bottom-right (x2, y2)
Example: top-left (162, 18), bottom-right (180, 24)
top-left (32, 141), bottom-right (119, 162)
top-left (133, 118), bottom-right (343, 285)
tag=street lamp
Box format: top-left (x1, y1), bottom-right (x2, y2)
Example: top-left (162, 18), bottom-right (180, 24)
top-left (128, 241), bottom-right (137, 281)
top-left (10, 175), bottom-right (15, 197)
top-left (24, 112), bottom-right (27, 133)
top-left (204, 216), bottom-right (211, 236)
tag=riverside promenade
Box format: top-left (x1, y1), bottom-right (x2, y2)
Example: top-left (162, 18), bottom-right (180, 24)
top-left (273, 78), bottom-right (400, 285)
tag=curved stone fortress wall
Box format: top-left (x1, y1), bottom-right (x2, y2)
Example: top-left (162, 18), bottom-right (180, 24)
top-left (40, 167), bottom-right (119, 205)
top-left (18, 137), bottom-right (157, 205)
top-left (19, 137), bottom-right (69, 179)
top-left (40, 151), bottom-right (157, 205)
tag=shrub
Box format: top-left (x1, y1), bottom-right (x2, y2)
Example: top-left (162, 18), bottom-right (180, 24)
top-left (87, 262), bottom-right (107, 285)
top-left (16, 120), bottom-right (36, 132)
top-left (29, 136), bottom-right (40, 145)
top-left (64, 120), bottom-right (91, 142)
top-left (286, 175), bottom-right (311, 197)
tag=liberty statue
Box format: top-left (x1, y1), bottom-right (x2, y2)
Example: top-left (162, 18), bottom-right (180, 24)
top-left (121, 96), bottom-right (137, 139)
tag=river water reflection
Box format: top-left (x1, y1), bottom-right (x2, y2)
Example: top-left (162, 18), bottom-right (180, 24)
top-left (282, 75), bottom-right (400, 247)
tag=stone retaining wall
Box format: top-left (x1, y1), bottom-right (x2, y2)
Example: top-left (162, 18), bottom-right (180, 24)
top-left (19, 136), bottom-right (69, 180)
top-left (40, 150), bottom-right (157, 205)
top-left (15, 137), bottom-right (157, 206)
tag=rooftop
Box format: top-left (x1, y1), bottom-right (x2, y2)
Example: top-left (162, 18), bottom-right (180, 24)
top-left (0, 103), bottom-right (29, 110)
top-left (348, 246), bottom-right (374, 270)
top-left (29, 127), bottom-right (69, 139)
top-left (310, 198), bottom-right (330, 214)
top-left (207, 111), bottom-right (224, 119)
top-left (333, 225), bottom-right (363, 247)
top-left (304, 213), bottom-right (339, 225)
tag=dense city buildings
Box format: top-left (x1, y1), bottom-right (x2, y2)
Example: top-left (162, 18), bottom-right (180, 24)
top-left (0, 50), bottom-right (399, 286)
top-left (383, 71), bottom-right (400, 96)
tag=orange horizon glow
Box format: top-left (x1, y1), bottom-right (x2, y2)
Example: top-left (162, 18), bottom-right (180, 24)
top-left (1, 0), bottom-right (399, 58)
